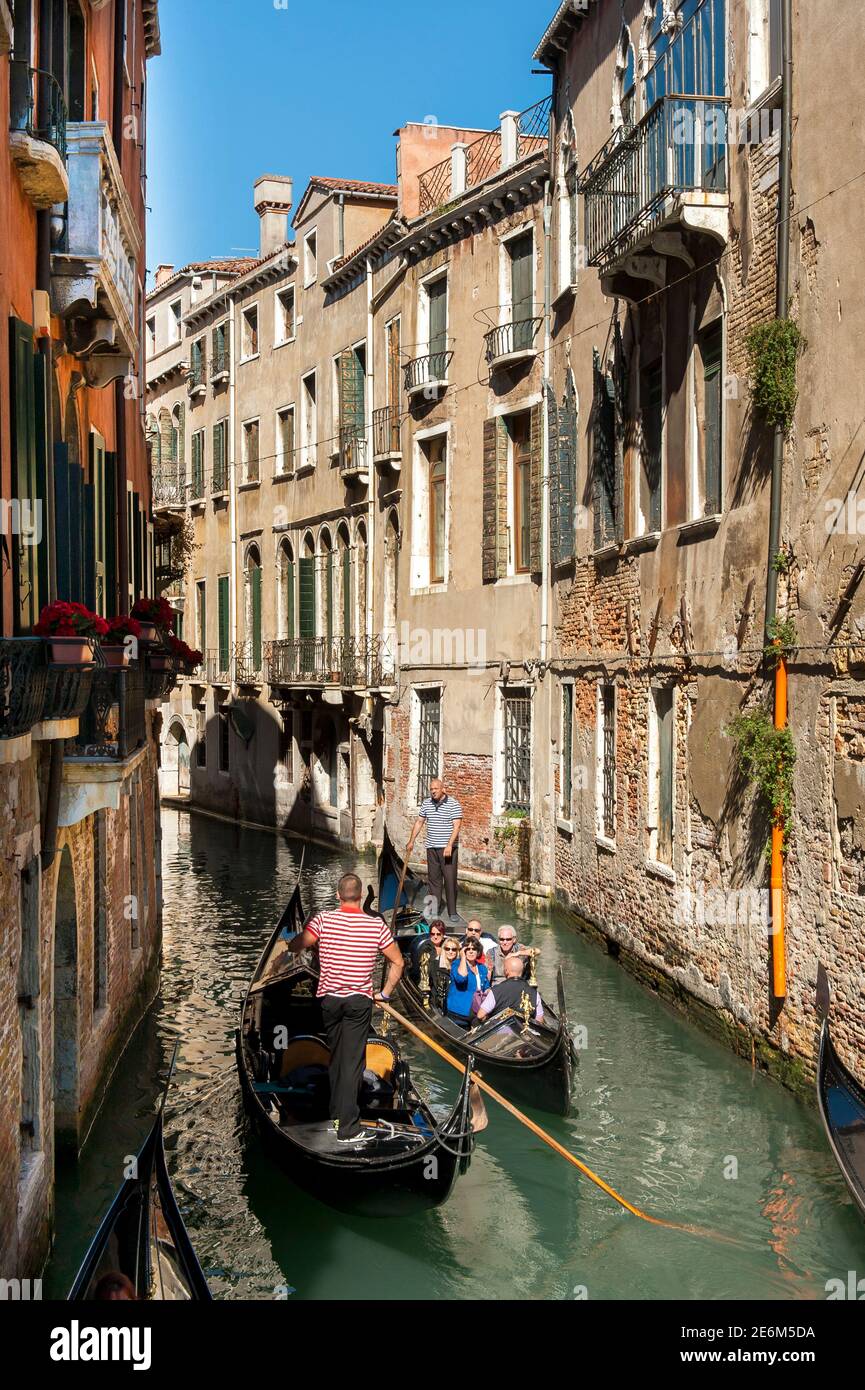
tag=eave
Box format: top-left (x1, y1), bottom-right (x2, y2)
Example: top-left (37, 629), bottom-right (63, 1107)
top-left (321, 219), bottom-right (408, 293)
top-left (392, 153), bottom-right (548, 260)
top-left (533, 0), bottom-right (596, 68)
top-left (143, 0), bottom-right (161, 58)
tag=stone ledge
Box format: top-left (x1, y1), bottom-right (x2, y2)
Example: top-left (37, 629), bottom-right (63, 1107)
top-left (0, 732), bottom-right (33, 764)
top-left (59, 743), bottom-right (150, 827)
top-left (9, 131), bottom-right (70, 208)
top-left (32, 717), bottom-right (79, 742)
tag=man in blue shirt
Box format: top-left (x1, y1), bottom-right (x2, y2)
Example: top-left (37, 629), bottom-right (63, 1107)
top-left (407, 777), bottom-right (463, 923)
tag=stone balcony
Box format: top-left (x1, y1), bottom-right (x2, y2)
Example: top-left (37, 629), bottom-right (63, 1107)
top-left (50, 121), bottom-right (142, 388)
top-left (8, 62), bottom-right (69, 208)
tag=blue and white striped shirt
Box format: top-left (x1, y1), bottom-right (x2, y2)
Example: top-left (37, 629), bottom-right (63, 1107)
top-left (419, 794), bottom-right (463, 849)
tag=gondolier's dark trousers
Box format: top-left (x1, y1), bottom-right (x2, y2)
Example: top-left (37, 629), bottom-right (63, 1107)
top-left (427, 846), bottom-right (459, 919)
top-left (321, 993), bottom-right (373, 1140)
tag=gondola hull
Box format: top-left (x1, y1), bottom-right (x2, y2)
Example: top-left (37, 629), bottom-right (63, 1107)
top-left (816, 964), bottom-right (865, 1220)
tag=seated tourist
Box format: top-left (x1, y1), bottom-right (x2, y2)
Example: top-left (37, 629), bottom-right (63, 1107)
top-left (446, 939), bottom-right (490, 1029)
top-left (487, 925), bottom-right (533, 983)
top-left (427, 918), bottom-right (448, 959)
top-left (475, 953), bottom-right (544, 1024)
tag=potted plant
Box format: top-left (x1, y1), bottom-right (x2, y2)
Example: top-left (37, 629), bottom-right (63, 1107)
top-left (101, 615), bottom-right (143, 668)
top-left (35, 602), bottom-right (107, 665)
top-left (131, 597), bottom-right (176, 644)
top-left (167, 635), bottom-right (203, 674)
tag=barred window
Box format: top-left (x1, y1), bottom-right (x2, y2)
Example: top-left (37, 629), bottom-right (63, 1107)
top-left (599, 684), bottom-right (616, 840)
top-left (416, 689), bottom-right (441, 803)
top-left (561, 683), bottom-right (574, 820)
top-left (503, 689), bottom-right (532, 813)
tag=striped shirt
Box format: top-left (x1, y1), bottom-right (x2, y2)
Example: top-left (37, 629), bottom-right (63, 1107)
top-left (306, 905), bottom-right (395, 1000)
top-left (419, 794), bottom-right (464, 849)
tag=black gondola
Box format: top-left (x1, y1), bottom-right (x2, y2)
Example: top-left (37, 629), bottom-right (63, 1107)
top-left (236, 883), bottom-right (476, 1216)
top-left (815, 964), bottom-right (865, 1220)
top-left (368, 830), bottom-right (575, 1116)
top-left (68, 1048), bottom-right (212, 1301)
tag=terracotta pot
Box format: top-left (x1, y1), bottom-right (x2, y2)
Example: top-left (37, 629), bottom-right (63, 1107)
top-left (137, 621), bottom-right (159, 643)
top-left (47, 636), bottom-right (94, 666)
top-left (147, 652), bottom-right (171, 672)
top-left (101, 644), bottom-right (131, 669)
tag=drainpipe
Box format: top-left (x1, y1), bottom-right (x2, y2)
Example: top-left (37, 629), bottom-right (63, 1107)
top-left (765, 0), bottom-right (793, 1001)
top-left (228, 298), bottom-right (238, 674)
top-left (338, 195), bottom-right (346, 260)
top-left (40, 740), bottom-right (64, 871)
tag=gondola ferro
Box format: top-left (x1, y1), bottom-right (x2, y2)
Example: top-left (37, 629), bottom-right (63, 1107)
top-left (816, 963), bottom-right (865, 1220)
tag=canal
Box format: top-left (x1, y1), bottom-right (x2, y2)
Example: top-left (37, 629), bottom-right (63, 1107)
top-left (45, 808), bottom-right (865, 1300)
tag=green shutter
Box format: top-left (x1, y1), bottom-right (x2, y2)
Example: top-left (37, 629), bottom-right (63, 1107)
top-left (702, 322), bottom-right (723, 515)
top-left (299, 557), bottom-right (315, 638)
top-left (132, 494), bottom-right (142, 596)
top-left (593, 349), bottom-right (617, 549)
top-left (104, 451), bottom-right (117, 617)
top-left (54, 443), bottom-right (71, 600)
top-left (482, 416), bottom-right (509, 582)
top-left (325, 550), bottom-right (334, 643)
top-left (33, 352), bottom-right (49, 610)
top-left (287, 560), bottom-right (295, 640)
top-left (252, 562), bottom-right (262, 670)
top-left (199, 582), bottom-right (206, 653)
top-left (510, 233), bottom-right (534, 350)
top-left (550, 375), bottom-right (578, 567)
top-left (428, 278), bottom-right (447, 360)
top-left (9, 318), bottom-right (38, 630)
top-left (83, 481), bottom-right (95, 611)
top-left (342, 547), bottom-right (352, 638)
top-left (218, 575), bottom-right (230, 671)
top-left (529, 402), bottom-right (543, 573)
top-left (69, 457), bottom-right (83, 602)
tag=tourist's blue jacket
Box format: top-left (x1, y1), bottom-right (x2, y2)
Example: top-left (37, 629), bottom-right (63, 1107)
top-left (447, 959), bottom-right (490, 1019)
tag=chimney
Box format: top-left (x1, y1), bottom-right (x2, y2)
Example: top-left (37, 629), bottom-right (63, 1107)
top-left (154, 263), bottom-right (175, 286)
top-left (254, 175), bottom-right (293, 259)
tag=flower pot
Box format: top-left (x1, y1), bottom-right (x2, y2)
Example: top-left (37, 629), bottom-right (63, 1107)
top-left (138, 622), bottom-right (160, 644)
top-left (47, 636), bottom-right (94, 667)
top-left (147, 652), bottom-right (171, 672)
top-left (101, 644), bottom-right (131, 669)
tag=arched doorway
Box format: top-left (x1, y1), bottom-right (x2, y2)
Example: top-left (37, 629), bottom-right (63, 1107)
top-left (54, 846), bottom-right (80, 1150)
top-left (166, 720), bottom-right (190, 797)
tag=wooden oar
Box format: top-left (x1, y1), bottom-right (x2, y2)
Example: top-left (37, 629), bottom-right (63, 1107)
top-left (389, 840), bottom-right (413, 934)
top-left (375, 998), bottom-right (737, 1244)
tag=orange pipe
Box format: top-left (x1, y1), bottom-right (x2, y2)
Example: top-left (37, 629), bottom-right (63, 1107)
top-left (771, 655), bottom-right (787, 998)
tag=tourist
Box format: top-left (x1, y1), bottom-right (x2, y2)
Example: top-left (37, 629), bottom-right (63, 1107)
top-left (446, 938), bottom-right (490, 1029)
top-left (475, 953), bottom-right (544, 1024)
top-left (487, 925), bottom-right (533, 984)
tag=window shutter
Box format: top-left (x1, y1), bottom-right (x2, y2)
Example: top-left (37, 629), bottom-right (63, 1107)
top-left (9, 317), bottom-right (38, 630)
top-left (299, 557), bottom-right (316, 638)
top-left (54, 443), bottom-right (71, 600)
top-left (104, 451), bottom-right (117, 618)
top-left (592, 349), bottom-right (617, 549)
top-left (529, 402), bottom-right (543, 573)
top-left (482, 418), bottom-right (498, 582)
top-left (218, 575), bottom-right (230, 671)
top-left (33, 352), bottom-right (49, 612)
top-left (287, 558), bottom-right (295, 640)
top-left (325, 550), bottom-right (334, 643)
top-left (551, 373), bottom-right (578, 566)
top-left (83, 481), bottom-right (95, 611)
top-left (69, 457), bottom-right (83, 602)
top-left (342, 547), bottom-right (352, 638)
top-left (252, 563), bottom-right (262, 670)
top-left (702, 322), bottom-right (722, 514)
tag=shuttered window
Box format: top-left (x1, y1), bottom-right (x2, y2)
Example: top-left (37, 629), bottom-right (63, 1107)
top-left (9, 318), bottom-right (40, 630)
top-left (213, 420), bottom-right (228, 492)
top-left (700, 320), bottom-right (723, 516)
top-left (217, 575), bottom-right (230, 673)
top-left (191, 431), bottom-right (204, 499)
top-left (561, 683), bottom-right (574, 820)
top-left (196, 580), bottom-right (206, 655)
top-left (592, 349), bottom-right (619, 549)
top-left (549, 374), bottom-right (578, 567)
top-left (649, 687), bottom-right (674, 866)
top-left (428, 437), bottom-right (447, 585)
top-left (342, 546), bottom-right (352, 639)
top-left (299, 556), bottom-right (316, 638)
top-left (640, 360), bottom-right (663, 535)
top-left (250, 560), bottom-right (262, 670)
top-left (509, 232), bottom-right (534, 351)
top-left (427, 277), bottom-right (448, 377)
top-left (511, 413), bottom-right (532, 574)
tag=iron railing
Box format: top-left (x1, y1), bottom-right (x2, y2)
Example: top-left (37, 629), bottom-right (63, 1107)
top-left (190, 456), bottom-right (205, 501)
top-left (580, 92), bottom-right (730, 267)
top-left (152, 468), bottom-right (185, 508)
top-left (9, 62), bottom-right (68, 161)
top-left (516, 95), bottom-right (552, 160)
top-left (187, 359), bottom-right (206, 393)
top-left (211, 345), bottom-right (229, 377)
top-left (404, 351), bottom-right (453, 396)
top-left (267, 636), bottom-right (388, 690)
top-left (234, 642), bottom-right (262, 685)
top-left (212, 457), bottom-right (229, 494)
top-left (417, 96), bottom-right (551, 214)
top-left (42, 664), bottom-right (95, 723)
top-left (0, 639), bottom-right (48, 740)
top-left (339, 424), bottom-right (367, 476)
top-left (373, 406), bottom-right (401, 458)
top-left (484, 316), bottom-right (543, 365)
top-left (72, 665), bottom-right (147, 760)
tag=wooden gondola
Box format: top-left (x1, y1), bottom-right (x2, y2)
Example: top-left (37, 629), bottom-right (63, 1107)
top-left (68, 1048), bottom-right (211, 1301)
top-left (236, 883), bottom-right (476, 1216)
top-left (368, 832), bottom-right (575, 1116)
top-left (816, 964), bottom-right (865, 1220)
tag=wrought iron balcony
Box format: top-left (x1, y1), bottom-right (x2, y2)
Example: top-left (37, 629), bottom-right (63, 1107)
top-left (8, 62), bottom-right (69, 207)
top-left (580, 93), bottom-right (730, 269)
top-left (42, 664), bottom-right (95, 724)
top-left (234, 643), bottom-right (262, 687)
top-left (210, 652), bottom-right (232, 686)
top-left (339, 424), bottom-right (368, 479)
top-left (417, 95), bottom-right (551, 214)
top-left (0, 639), bottom-right (48, 740)
top-left (267, 636), bottom-right (388, 691)
top-left (50, 121), bottom-right (142, 387)
top-left (373, 406), bottom-right (401, 461)
top-left (212, 458), bottom-right (230, 495)
top-left (187, 360), bottom-right (207, 398)
top-left (484, 316), bottom-right (543, 369)
top-left (189, 459), bottom-right (206, 502)
top-left (404, 351), bottom-right (453, 401)
top-left (152, 467), bottom-right (186, 510)
top-left (71, 666), bottom-right (147, 760)
top-left (211, 346), bottom-right (229, 382)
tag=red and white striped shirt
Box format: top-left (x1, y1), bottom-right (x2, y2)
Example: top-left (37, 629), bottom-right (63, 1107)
top-left (306, 905), bottom-right (395, 999)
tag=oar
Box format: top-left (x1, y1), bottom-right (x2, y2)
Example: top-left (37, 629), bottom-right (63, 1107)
top-left (375, 998), bottom-right (737, 1244)
top-left (389, 839), bottom-right (413, 934)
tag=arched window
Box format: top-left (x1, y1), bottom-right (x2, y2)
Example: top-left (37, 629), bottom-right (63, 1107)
top-left (355, 521), bottom-right (368, 636)
top-left (336, 523), bottom-right (352, 641)
top-left (429, 443), bottom-right (447, 585)
top-left (172, 402), bottom-right (185, 477)
top-left (383, 510), bottom-right (400, 675)
top-left (299, 533), bottom-right (317, 657)
top-left (612, 26), bottom-right (636, 130)
top-left (277, 539), bottom-right (295, 642)
top-left (318, 528), bottom-right (334, 645)
top-left (244, 545), bottom-right (262, 671)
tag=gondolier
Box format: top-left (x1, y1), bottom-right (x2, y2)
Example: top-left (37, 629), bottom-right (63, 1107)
top-left (407, 778), bottom-right (463, 923)
top-left (289, 872), bottom-right (404, 1146)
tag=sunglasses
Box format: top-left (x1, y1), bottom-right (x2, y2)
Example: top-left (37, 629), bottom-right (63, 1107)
top-left (499, 936), bottom-right (515, 943)
top-left (465, 945), bottom-right (480, 952)
top-left (444, 946), bottom-right (458, 953)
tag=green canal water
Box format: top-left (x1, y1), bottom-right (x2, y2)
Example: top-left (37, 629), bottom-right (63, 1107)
top-left (45, 808), bottom-right (865, 1301)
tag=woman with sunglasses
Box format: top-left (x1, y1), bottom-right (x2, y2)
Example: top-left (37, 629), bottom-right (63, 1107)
top-left (445, 938), bottom-right (490, 1029)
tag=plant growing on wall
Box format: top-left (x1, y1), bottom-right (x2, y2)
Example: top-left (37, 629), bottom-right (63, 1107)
top-left (728, 706), bottom-right (796, 857)
top-left (493, 810), bottom-right (529, 850)
top-left (171, 514), bottom-right (199, 587)
top-left (764, 614), bottom-right (797, 666)
top-left (745, 318), bottom-right (804, 434)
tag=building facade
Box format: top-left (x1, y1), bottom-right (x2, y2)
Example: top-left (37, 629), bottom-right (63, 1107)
top-left (1, 0), bottom-right (163, 1278)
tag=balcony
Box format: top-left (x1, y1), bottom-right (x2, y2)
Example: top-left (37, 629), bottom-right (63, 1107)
top-left (50, 121), bottom-right (142, 388)
top-left (186, 360), bottom-right (207, 401)
top-left (404, 351), bottom-right (453, 403)
top-left (373, 406), bottom-right (401, 465)
top-left (267, 636), bottom-right (388, 692)
top-left (580, 94), bottom-right (730, 277)
top-left (212, 459), bottom-right (229, 496)
top-left (0, 639), bottom-right (48, 744)
top-left (37, 664), bottom-right (95, 733)
top-left (8, 62), bottom-right (68, 208)
top-left (339, 424), bottom-right (368, 481)
top-left (209, 652), bottom-right (232, 687)
top-left (70, 666), bottom-right (147, 760)
top-left (234, 643), bottom-right (262, 688)
top-left (417, 96), bottom-right (551, 215)
top-left (152, 467), bottom-right (186, 511)
top-left (211, 348), bottom-right (229, 387)
top-left (484, 316), bottom-right (543, 371)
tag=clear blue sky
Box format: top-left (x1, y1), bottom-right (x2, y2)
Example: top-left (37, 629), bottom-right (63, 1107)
top-left (145, 0), bottom-right (552, 280)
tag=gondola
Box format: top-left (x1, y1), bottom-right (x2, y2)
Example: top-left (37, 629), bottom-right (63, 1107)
top-left (68, 1047), bottom-right (212, 1301)
top-left (368, 832), bottom-right (575, 1116)
top-left (236, 883), bottom-right (476, 1216)
top-left (815, 964), bottom-right (865, 1220)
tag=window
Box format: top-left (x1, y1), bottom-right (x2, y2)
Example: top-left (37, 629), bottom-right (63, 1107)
top-left (507, 232), bottom-right (535, 351)
top-left (338, 344), bottom-right (366, 468)
top-left (146, 315), bottom-right (156, 356)
top-left (423, 274), bottom-right (448, 379)
top-left (276, 406), bottom-right (295, 475)
top-left (190, 335), bottom-right (206, 387)
top-left (277, 541), bottom-right (295, 640)
top-left (428, 436), bottom-right (447, 585)
top-left (242, 419), bottom-right (260, 483)
top-left (558, 126), bottom-right (579, 295)
top-left (304, 230), bottom-right (318, 285)
top-left (415, 689), bottom-right (442, 802)
top-left (279, 711), bottom-right (294, 784)
top-left (245, 548), bottom-right (263, 671)
top-left (241, 305), bottom-right (259, 360)
top-left (301, 371), bottom-right (317, 469)
top-left (218, 702), bottom-right (230, 773)
top-left (195, 707), bottom-right (207, 768)
top-left (593, 349), bottom-right (620, 550)
top-left (299, 537), bottom-right (316, 642)
top-left (191, 430), bottom-right (205, 499)
top-left (639, 359), bottom-right (663, 535)
top-left (768, 0), bottom-right (782, 83)
top-left (211, 420), bottom-right (228, 493)
top-left (212, 321), bottom-right (229, 376)
top-left (508, 413), bottom-right (532, 574)
top-left (648, 686), bottom-right (675, 867)
top-left (596, 684), bottom-right (616, 841)
top-left (696, 320), bottom-right (723, 517)
top-left (93, 814), bottom-right (107, 1010)
top-left (217, 575), bottom-right (230, 675)
top-left (276, 286), bottom-right (295, 344)
top-left (502, 689), bottom-right (532, 813)
top-left (560, 683), bottom-right (574, 821)
top-left (169, 299), bottom-right (182, 343)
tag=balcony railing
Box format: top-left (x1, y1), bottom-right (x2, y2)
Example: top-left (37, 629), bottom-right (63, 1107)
top-left (580, 93), bottom-right (730, 268)
top-left (339, 424), bottom-right (367, 477)
top-left (373, 406), bottom-right (401, 459)
top-left (212, 458), bottom-right (229, 494)
top-left (187, 360), bottom-right (206, 395)
top-left (211, 347), bottom-right (229, 379)
top-left (484, 316), bottom-right (543, 367)
top-left (9, 61), bottom-right (68, 160)
top-left (267, 636), bottom-right (388, 690)
top-left (0, 639), bottom-right (48, 740)
top-left (190, 458), bottom-right (205, 502)
top-left (404, 351), bottom-right (453, 398)
top-left (234, 643), bottom-right (262, 686)
top-left (42, 664), bottom-right (94, 724)
top-left (152, 468), bottom-right (185, 509)
top-left (71, 666), bottom-right (147, 760)
top-left (417, 95), bottom-right (551, 214)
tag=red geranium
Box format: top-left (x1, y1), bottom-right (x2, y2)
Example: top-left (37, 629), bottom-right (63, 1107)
top-left (167, 634), bottom-right (203, 667)
top-left (131, 597), bottom-right (176, 631)
top-left (35, 601), bottom-right (109, 639)
top-left (104, 615), bottom-right (143, 643)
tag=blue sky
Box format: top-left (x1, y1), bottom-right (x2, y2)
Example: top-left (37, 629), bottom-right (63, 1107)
top-left (146, 0), bottom-right (553, 279)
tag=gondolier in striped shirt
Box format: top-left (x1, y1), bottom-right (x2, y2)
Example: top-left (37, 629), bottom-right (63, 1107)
top-left (407, 778), bottom-right (463, 924)
top-left (289, 872), bottom-right (404, 1146)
